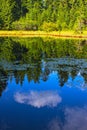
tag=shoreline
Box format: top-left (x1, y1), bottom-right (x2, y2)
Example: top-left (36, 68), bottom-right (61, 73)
top-left (0, 31), bottom-right (87, 39)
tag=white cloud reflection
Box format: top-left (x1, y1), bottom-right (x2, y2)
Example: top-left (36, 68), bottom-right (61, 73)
top-left (48, 106), bottom-right (87, 130)
top-left (63, 107), bottom-right (87, 130)
top-left (14, 91), bottom-right (62, 108)
top-left (47, 119), bottom-right (61, 130)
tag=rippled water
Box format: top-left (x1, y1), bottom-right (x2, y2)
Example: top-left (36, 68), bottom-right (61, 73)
top-left (0, 37), bottom-right (87, 130)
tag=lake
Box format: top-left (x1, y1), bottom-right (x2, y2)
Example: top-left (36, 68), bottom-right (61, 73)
top-left (0, 37), bottom-right (87, 130)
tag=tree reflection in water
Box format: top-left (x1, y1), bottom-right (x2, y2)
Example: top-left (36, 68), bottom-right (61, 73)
top-left (0, 37), bottom-right (87, 96)
top-left (0, 37), bottom-right (87, 130)
top-left (0, 68), bottom-right (8, 96)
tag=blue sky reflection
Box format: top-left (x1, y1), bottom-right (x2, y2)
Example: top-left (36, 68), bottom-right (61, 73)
top-left (64, 72), bottom-right (87, 90)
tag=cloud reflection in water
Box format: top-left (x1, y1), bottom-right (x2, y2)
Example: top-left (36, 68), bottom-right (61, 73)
top-left (14, 91), bottom-right (62, 108)
top-left (48, 106), bottom-right (87, 130)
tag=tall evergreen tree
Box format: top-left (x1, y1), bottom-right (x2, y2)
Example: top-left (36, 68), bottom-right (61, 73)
top-left (0, 0), bottom-right (87, 30)
top-left (0, 0), bottom-right (15, 29)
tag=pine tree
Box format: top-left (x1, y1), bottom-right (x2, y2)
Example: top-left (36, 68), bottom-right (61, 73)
top-left (0, 0), bottom-right (15, 29)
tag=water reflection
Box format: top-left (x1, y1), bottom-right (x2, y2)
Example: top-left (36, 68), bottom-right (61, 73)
top-left (65, 72), bottom-right (87, 90)
top-left (0, 68), bottom-right (8, 96)
top-left (0, 120), bottom-right (10, 130)
top-left (14, 91), bottom-right (62, 108)
top-left (47, 106), bottom-right (87, 130)
top-left (0, 37), bottom-right (87, 130)
top-left (73, 72), bottom-right (86, 90)
top-left (0, 67), bottom-right (87, 97)
top-left (8, 71), bottom-right (87, 90)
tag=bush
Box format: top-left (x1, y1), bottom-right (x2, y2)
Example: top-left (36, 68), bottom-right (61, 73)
top-left (12, 20), bottom-right (38, 30)
top-left (41, 22), bottom-right (58, 31)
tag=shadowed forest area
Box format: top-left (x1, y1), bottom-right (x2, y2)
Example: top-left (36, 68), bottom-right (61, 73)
top-left (0, 0), bottom-right (87, 33)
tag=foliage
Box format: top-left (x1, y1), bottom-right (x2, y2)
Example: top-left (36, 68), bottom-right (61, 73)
top-left (41, 22), bottom-right (58, 31)
top-left (0, 0), bottom-right (16, 29)
top-left (12, 19), bottom-right (38, 30)
top-left (0, 0), bottom-right (87, 31)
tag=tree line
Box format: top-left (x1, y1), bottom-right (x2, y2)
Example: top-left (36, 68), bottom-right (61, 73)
top-left (0, 0), bottom-right (87, 31)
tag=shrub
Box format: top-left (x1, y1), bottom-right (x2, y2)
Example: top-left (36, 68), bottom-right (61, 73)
top-left (12, 19), bottom-right (38, 30)
top-left (41, 22), bottom-right (58, 31)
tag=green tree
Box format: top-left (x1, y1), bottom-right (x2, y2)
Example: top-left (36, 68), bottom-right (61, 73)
top-left (0, 0), bottom-right (16, 29)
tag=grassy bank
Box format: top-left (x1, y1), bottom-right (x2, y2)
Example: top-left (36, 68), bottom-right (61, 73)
top-left (0, 31), bottom-right (87, 39)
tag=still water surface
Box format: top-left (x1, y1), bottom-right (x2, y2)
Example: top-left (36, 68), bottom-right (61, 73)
top-left (0, 37), bottom-right (87, 130)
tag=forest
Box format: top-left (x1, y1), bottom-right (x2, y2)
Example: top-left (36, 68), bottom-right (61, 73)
top-left (0, 0), bottom-right (87, 32)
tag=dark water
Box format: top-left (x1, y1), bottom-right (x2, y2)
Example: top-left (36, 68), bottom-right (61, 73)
top-left (0, 37), bottom-right (87, 130)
